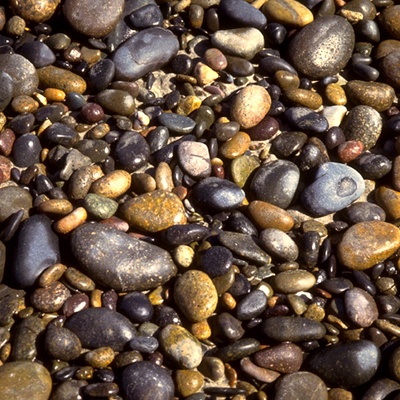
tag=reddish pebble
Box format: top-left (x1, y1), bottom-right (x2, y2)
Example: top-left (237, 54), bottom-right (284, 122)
top-left (62, 293), bottom-right (90, 317)
top-left (0, 128), bottom-right (16, 156)
top-left (172, 185), bottom-right (188, 200)
top-left (337, 140), bottom-right (364, 163)
top-left (204, 48), bottom-right (228, 71)
top-left (0, 155), bottom-right (12, 183)
top-left (213, 164), bottom-right (225, 179)
top-left (99, 215), bottom-right (130, 231)
top-left (81, 102), bottom-right (105, 123)
top-left (247, 116), bottom-right (280, 141)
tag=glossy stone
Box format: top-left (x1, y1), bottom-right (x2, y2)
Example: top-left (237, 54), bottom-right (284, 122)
top-left (344, 287), bottom-right (379, 327)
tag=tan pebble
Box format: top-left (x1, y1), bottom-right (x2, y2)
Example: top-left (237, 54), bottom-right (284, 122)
top-left (189, 4), bottom-right (204, 29)
top-left (84, 347), bottom-right (115, 368)
top-left (80, 46), bottom-right (101, 65)
top-left (262, 0), bottom-right (313, 27)
top-left (53, 207), bottom-right (87, 234)
top-left (393, 155), bottom-right (400, 191)
top-left (87, 123), bottom-right (110, 139)
top-left (304, 303), bottom-right (325, 321)
top-left (37, 65), bottom-right (87, 94)
top-left (204, 48), bottom-right (228, 71)
top-left (325, 83), bottom-right (347, 105)
top-left (69, 164), bottom-right (104, 201)
top-left (176, 95), bottom-right (202, 115)
top-left (340, 9), bottom-right (364, 23)
top-left (274, 70), bottom-right (300, 90)
top-left (219, 131), bottom-right (251, 159)
top-left (284, 88), bottom-right (323, 109)
top-left (175, 370), bottom-right (204, 397)
top-left (0, 113), bottom-right (6, 131)
top-left (328, 388), bottom-right (354, 400)
top-left (37, 199), bottom-right (74, 216)
top-left (174, 0), bottom-right (191, 12)
top-left (43, 88), bottom-right (66, 102)
top-left (225, 363), bottom-right (237, 387)
top-left (193, 62), bottom-right (219, 85)
top-left (148, 286), bottom-right (166, 306)
top-left (375, 186), bottom-right (400, 220)
top-left (252, 0), bottom-right (268, 8)
top-left (231, 85), bottom-right (271, 129)
top-left (33, 91), bottom-right (47, 106)
top-left (0, 343), bottom-right (11, 363)
top-left (11, 95), bottom-right (39, 113)
top-left (131, 172), bottom-right (156, 194)
top-left (90, 170), bottom-right (131, 199)
top-left (39, 263), bottom-right (67, 287)
top-left (222, 292), bottom-right (237, 310)
top-left (63, 267), bottom-right (96, 292)
top-left (38, 120), bottom-right (52, 136)
top-left (190, 320), bottom-right (212, 340)
top-left (173, 245), bottom-right (195, 268)
top-left (155, 161), bottom-right (174, 191)
top-left (327, 314), bottom-right (349, 329)
top-left (91, 289), bottom-right (103, 307)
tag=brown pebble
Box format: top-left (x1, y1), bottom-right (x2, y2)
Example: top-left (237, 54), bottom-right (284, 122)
top-left (175, 370), bottom-right (204, 397)
top-left (90, 289), bottom-right (103, 308)
top-left (328, 388), bottom-right (353, 400)
top-left (31, 281), bottom-right (71, 312)
top-left (84, 347), bottom-right (115, 368)
top-left (325, 83), bottom-right (347, 105)
top-left (193, 62), bottom-right (219, 85)
top-left (37, 199), bottom-right (74, 216)
top-left (219, 131), bottom-right (251, 159)
top-left (39, 263), bottom-right (67, 287)
top-left (0, 128), bottom-right (15, 156)
top-left (284, 88), bottom-right (323, 109)
top-left (63, 267), bottom-right (95, 292)
top-left (274, 70), bottom-right (300, 90)
top-left (204, 48), bottom-right (228, 71)
top-left (375, 186), bottom-right (400, 220)
top-left (53, 207), bottom-right (87, 234)
top-left (240, 357), bottom-right (281, 383)
top-left (62, 293), bottom-right (90, 317)
top-left (337, 140), bottom-right (364, 163)
top-left (10, 0), bottom-right (60, 22)
top-left (131, 172), bottom-right (157, 194)
top-left (90, 170), bottom-right (131, 199)
top-left (99, 215), bottom-right (129, 231)
top-left (11, 95), bottom-right (39, 113)
top-left (37, 66), bottom-right (87, 94)
top-left (0, 156), bottom-right (12, 183)
top-left (190, 320), bottom-right (212, 340)
top-left (155, 162), bottom-right (174, 191)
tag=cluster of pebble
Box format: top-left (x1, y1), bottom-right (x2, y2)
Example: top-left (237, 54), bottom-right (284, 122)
top-left (2, 0), bottom-right (400, 398)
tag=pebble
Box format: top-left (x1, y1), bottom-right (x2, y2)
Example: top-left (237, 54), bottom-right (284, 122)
top-left (204, 48), bottom-right (227, 71)
top-left (337, 221), bottom-right (400, 270)
top-left (177, 141), bottom-right (211, 179)
top-left (211, 28), bottom-right (264, 60)
top-left (289, 16), bottom-right (355, 79)
top-left (44, 325), bottom-right (82, 361)
top-left (274, 372), bottom-right (328, 400)
top-left (158, 113), bottom-right (196, 135)
top-left (250, 160), bottom-right (300, 209)
top-left (342, 201), bottom-right (386, 224)
top-left (119, 291), bottom-right (154, 323)
top-left (0, 186), bottom-right (32, 222)
top-left (236, 290), bottom-right (267, 320)
top-left (306, 340), bottom-right (380, 388)
top-left (381, 51), bottom-right (400, 89)
top-left (262, 0), bottom-right (313, 28)
top-left (231, 155), bottom-right (260, 188)
top-left (325, 84), bottom-right (347, 106)
top-left (342, 105), bottom-right (382, 149)
top-left (231, 85), bottom-right (271, 129)
top-left (284, 106), bottom-right (329, 134)
top-left (162, 223), bottom-right (210, 246)
top-left (0, 361), bottom-right (52, 400)
top-left (115, 131), bottom-right (149, 172)
top-left (272, 270), bottom-right (316, 293)
top-left (31, 281), bottom-right (70, 312)
top-left (120, 361), bottom-right (175, 400)
top-left (345, 80), bottom-right (395, 112)
top-left (216, 338), bottom-right (260, 362)
top-left (261, 316), bottom-right (326, 342)
top-left (175, 370), bottom-right (204, 397)
top-left (37, 66), bottom-right (87, 94)
top-left (219, 131), bottom-right (251, 159)
top-left (284, 88), bottom-right (323, 109)
top-left (259, 228), bottom-right (299, 262)
top-left (64, 307), bottom-right (136, 351)
top-left (120, 190), bottom-right (187, 232)
top-left (71, 223), bottom-right (177, 291)
top-left (159, 324), bottom-right (203, 368)
top-left (96, 89), bottom-right (136, 116)
top-left (0, 71), bottom-right (13, 111)
top-left (344, 287), bottom-right (379, 327)
top-left (379, 5), bottom-right (400, 41)
top-left (254, 342), bottom-right (303, 373)
top-left (0, 53), bottom-right (38, 97)
top-left (174, 270), bottom-right (218, 322)
top-left (219, 0), bottom-right (267, 30)
top-left (112, 27), bottom-right (179, 81)
top-left (90, 169), bottom-right (131, 199)
top-left (301, 162), bottom-right (365, 216)
top-left (192, 177), bottom-right (245, 211)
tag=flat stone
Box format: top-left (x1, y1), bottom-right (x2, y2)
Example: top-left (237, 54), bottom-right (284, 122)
top-left (174, 270), bottom-right (218, 322)
top-left (272, 270), bottom-right (316, 294)
top-left (177, 141), bottom-right (211, 179)
top-left (337, 221), bottom-right (400, 270)
top-left (231, 85), bottom-right (271, 129)
top-left (289, 16), bottom-right (355, 79)
top-left (301, 162), bottom-right (365, 217)
top-left (71, 223), bottom-right (177, 291)
top-left (159, 324), bottom-right (203, 368)
top-left (120, 190), bottom-right (187, 233)
top-left (112, 27), bottom-right (179, 81)
top-left (37, 66), bottom-right (87, 94)
top-left (305, 340), bottom-right (380, 388)
top-left (64, 307), bottom-right (136, 351)
top-left (63, 0), bottom-right (124, 38)
top-left (211, 27), bottom-right (264, 60)
top-left (0, 361), bottom-right (52, 400)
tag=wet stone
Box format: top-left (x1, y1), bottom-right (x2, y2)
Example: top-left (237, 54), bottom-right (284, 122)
top-left (338, 221), bottom-right (400, 270)
top-left (236, 290), bottom-right (267, 320)
top-left (63, 0), bottom-right (124, 38)
top-left (0, 361), bottom-right (52, 400)
top-left (51, 380), bottom-right (88, 400)
top-left (115, 131), bottom-right (149, 172)
top-left (274, 371), bottom-right (328, 400)
top-left (192, 177), bottom-right (245, 211)
top-left (219, 131), bottom-right (251, 159)
top-left (64, 307), bottom-right (136, 351)
top-left (305, 340), bottom-right (380, 388)
top-left (128, 3), bottom-right (164, 29)
top-left (284, 107), bottom-right (329, 134)
top-left (120, 361), bottom-right (175, 400)
top-left (119, 291), bottom-right (154, 323)
top-left (158, 112), bottom-right (196, 135)
top-left (342, 202), bottom-right (386, 224)
top-left (259, 228), bottom-right (299, 262)
top-left (37, 66), bottom-right (87, 94)
top-left (71, 223), bottom-right (177, 291)
top-left (159, 324), bottom-right (203, 368)
top-left (0, 53), bottom-right (38, 97)
top-left (31, 281), bottom-right (70, 313)
top-left (261, 316), bottom-right (326, 342)
top-left (129, 336), bottom-right (158, 353)
top-left (201, 246), bottom-right (233, 278)
top-left (211, 27), bottom-right (264, 60)
top-left (204, 48), bottom-right (227, 71)
top-left (289, 16), bottom-right (355, 79)
top-left (262, 0), bottom-right (314, 28)
top-left (342, 105), bottom-right (382, 149)
top-left (254, 342), bottom-right (303, 374)
top-left (12, 134), bottom-right (42, 168)
top-left (96, 89), bottom-right (136, 116)
top-left (231, 155), bottom-right (260, 188)
top-left (0, 186), bottom-right (32, 223)
top-left (162, 224), bottom-right (210, 246)
top-left (272, 270), bottom-right (316, 294)
top-left (216, 338), bottom-right (260, 362)
top-left (17, 41), bottom-right (56, 69)
top-left (301, 162), bottom-right (365, 217)
top-left (174, 270), bottom-right (218, 322)
top-left (219, 0), bottom-right (267, 30)
top-left (120, 190), bottom-right (186, 233)
top-left (344, 287), bottom-right (379, 327)
top-left (250, 160), bottom-right (299, 209)
top-left (44, 325), bottom-right (82, 361)
top-left (112, 27), bottom-right (179, 81)
top-left (90, 169), bottom-right (131, 199)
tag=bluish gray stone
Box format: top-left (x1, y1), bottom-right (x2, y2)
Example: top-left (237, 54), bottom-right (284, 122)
top-left (301, 162), bottom-right (365, 217)
top-left (284, 107), bottom-right (329, 134)
top-left (112, 27), bottom-right (179, 81)
top-left (115, 131), bottom-right (150, 172)
top-left (219, 0), bottom-right (267, 30)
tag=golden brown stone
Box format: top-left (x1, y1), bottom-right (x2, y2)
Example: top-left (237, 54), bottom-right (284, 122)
top-left (325, 83), bottom-right (347, 105)
top-left (219, 131), bottom-right (251, 159)
top-left (175, 370), bottom-right (204, 397)
top-left (53, 207), bottom-right (87, 234)
top-left (284, 88), bottom-right (323, 109)
top-left (375, 39), bottom-right (400, 59)
top-left (37, 199), bottom-right (74, 216)
top-left (37, 66), bottom-right (87, 94)
top-left (247, 201), bottom-right (294, 231)
top-left (84, 347), bottom-right (115, 368)
top-left (10, 0), bottom-right (60, 22)
top-left (262, 0), bottom-right (313, 27)
top-left (274, 70), bottom-right (300, 90)
top-left (90, 170), bottom-right (131, 199)
top-left (375, 186), bottom-right (400, 220)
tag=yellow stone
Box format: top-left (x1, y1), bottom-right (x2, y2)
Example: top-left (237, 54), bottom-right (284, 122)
top-left (193, 62), bottom-right (219, 85)
top-left (325, 83), bottom-right (347, 105)
top-left (284, 88), bottom-right (323, 109)
top-left (375, 186), bottom-right (400, 220)
top-left (175, 370), bottom-right (204, 397)
top-left (37, 66), bottom-right (87, 94)
top-left (219, 131), bottom-right (251, 159)
top-left (176, 95), bottom-right (202, 115)
top-left (90, 170), bottom-right (131, 199)
top-left (262, 0), bottom-right (314, 28)
top-left (43, 88), bottom-right (66, 102)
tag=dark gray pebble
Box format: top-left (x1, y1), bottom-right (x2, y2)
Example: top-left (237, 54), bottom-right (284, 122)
top-left (128, 336), bottom-right (159, 353)
top-left (12, 214), bottom-right (60, 287)
top-left (215, 338), bottom-right (260, 362)
top-left (51, 380), bottom-right (88, 400)
top-left (284, 107), bottom-right (329, 134)
top-left (120, 361), bottom-right (175, 400)
top-left (158, 112), bottom-right (196, 135)
top-left (305, 340), bottom-right (380, 388)
top-left (17, 41), bottom-right (56, 68)
top-left (64, 307), bottom-right (136, 351)
top-left (162, 224), bottom-right (210, 246)
top-left (115, 131), bottom-right (150, 172)
top-left (43, 122), bottom-right (78, 148)
top-left (87, 59), bottom-right (116, 93)
top-left (236, 289), bottom-right (267, 320)
top-left (219, 0), bottom-right (267, 30)
top-left (44, 325), bottom-right (82, 361)
top-left (118, 291), bottom-right (154, 323)
top-left (201, 246), bottom-right (233, 278)
top-left (343, 201), bottom-right (386, 223)
top-left (12, 134), bottom-right (42, 168)
top-left (213, 312), bottom-right (245, 341)
top-left (128, 3), bottom-right (163, 29)
top-left (0, 71), bottom-right (13, 111)
top-left (353, 152), bottom-right (392, 180)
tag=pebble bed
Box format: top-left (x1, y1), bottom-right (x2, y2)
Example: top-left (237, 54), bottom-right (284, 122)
top-left (2, 0), bottom-right (400, 399)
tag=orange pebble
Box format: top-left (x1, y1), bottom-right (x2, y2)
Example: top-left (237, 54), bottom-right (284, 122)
top-left (44, 88), bottom-right (66, 102)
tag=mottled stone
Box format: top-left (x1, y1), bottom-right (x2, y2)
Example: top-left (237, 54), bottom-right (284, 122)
top-left (272, 270), bottom-right (316, 294)
top-left (84, 193), bottom-right (118, 220)
top-left (231, 85), bottom-right (271, 129)
top-left (379, 5), bottom-right (400, 40)
top-left (337, 221), bottom-right (400, 270)
top-left (0, 186), bottom-right (32, 222)
top-left (289, 16), bottom-right (355, 79)
top-left (375, 186), bottom-right (400, 220)
top-left (175, 370), bottom-right (204, 398)
top-left (120, 190), bottom-right (186, 233)
top-left (219, 131), bottom-right (251, 159)
top-left (44, 325), bottom-right (82, 361)
top-left (31, 281), bottom-right (70, 312)
top-left (90, 170), bottom-right (131, 199)
top-left (10, 0), bottom-right (60, 22)
top-left (174, 270), bottom-right (218, 322)
top-left (344, 287), bottom-right (379, 327)
top-left (71, 223), bottom-right (177, 291)
top-left (254, 343), bottom-right (303, 373)
top-left (0, 361), bottom-right (52, 400)
top-left (159, 324), bottom-right (202, 368)
top-left (96, 89), bottom-right (136, 116)
top-left (177, 141), bottom-right (211, 179)
top-left (37, 66), bottom-right (86, 94)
